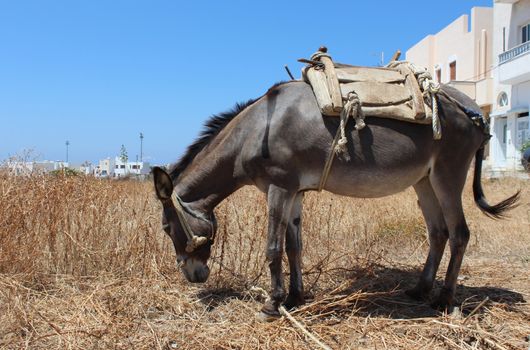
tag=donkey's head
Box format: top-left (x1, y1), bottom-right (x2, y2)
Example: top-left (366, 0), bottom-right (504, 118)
top-left (152, 167), bottom-right (216, 283)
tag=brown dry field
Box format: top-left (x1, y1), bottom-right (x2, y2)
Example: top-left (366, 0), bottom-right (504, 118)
top-left (0, 171), bottom-right (529, 349)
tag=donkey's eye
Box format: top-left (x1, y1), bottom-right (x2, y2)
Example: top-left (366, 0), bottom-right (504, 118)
top-left (162, 223), bottom-right (170, 232)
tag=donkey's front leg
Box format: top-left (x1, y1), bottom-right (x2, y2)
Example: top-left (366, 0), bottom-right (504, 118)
top-left (260, 185), bottom-right (297, 320)
top-left (284, 192), bottom-right (305, 310)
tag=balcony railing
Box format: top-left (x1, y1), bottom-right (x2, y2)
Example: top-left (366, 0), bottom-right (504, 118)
top-left (499, 41), bottom-right (530, 64)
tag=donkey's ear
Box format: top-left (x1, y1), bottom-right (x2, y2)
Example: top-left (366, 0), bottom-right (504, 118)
top-left (152, 167), bottom-right (173, 200)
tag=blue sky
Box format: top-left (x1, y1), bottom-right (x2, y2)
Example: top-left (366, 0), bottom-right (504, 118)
top-left (0, 0), bottom-right (493, 164)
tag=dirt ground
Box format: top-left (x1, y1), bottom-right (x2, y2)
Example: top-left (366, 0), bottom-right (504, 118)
top-left (0, 173), bottom-right (528, 349)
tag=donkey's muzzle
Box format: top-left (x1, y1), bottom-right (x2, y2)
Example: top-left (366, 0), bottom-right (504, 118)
top-left (180, 259), bottom-right (210, 283)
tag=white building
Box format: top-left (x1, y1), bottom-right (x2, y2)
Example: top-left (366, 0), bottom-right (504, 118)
top-left (94, 158), bottom-right (115, 178)
top-left (489, 0), bottom-right (530, 172)
top-left (113, 157), bottom-right (151, 177)
top-left (69, 162), bottom-right (94, 175)
top-left (127, 160), bottom-right (151, 176)
top-left (94, 157), bottom-right (150, 178)
top-left (5, 160), bottom-right (68, 175)
top-left (78, 162), bottom-right (93, 175)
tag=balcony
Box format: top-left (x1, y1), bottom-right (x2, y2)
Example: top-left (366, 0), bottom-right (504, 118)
top-left (498, 41), bottom-right (530, 84)
top-left (499, 41), bottom-right (530, 64)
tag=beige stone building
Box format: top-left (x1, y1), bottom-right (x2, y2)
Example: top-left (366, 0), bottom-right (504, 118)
top-left (406, 7), bottom-right (494, 117)
top-left (405, 3), bottom-right (530, 174)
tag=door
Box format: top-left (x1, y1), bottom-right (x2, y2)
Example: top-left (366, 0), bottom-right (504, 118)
top-left (516, 115), bottom-right (529, 166)
top-left (495, 117), bottom-right (508, 168)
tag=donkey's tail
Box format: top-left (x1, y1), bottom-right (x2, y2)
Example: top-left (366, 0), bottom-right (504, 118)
top-left (473, 147), bottom-right (520, 219)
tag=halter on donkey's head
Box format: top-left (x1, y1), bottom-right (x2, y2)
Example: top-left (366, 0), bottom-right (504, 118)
top-left (171, 192), bottom-right (214, 253)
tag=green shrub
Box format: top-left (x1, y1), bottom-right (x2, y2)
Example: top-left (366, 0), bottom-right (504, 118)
top-left (521, 140), bottom-right (530, 153)
top-left (50, 168), bottom-right (80, 177)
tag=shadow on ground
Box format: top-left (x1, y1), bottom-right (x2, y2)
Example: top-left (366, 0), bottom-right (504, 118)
top-left (195, 288), bottom-right (252, 312)
top-left (323, 264), bottom-right (526, 319)
top-left (194, 263), bottom-right (526, 319)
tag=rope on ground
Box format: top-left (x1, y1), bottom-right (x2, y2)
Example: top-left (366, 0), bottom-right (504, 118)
top-left (462, 297), bottom-right (490, 325)
top-left (249, 286), bottom-right (332, 350)
top-left (278, 306), bottom-right (333, 350)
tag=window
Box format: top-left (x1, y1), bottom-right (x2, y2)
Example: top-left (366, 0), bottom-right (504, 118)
top-left (523, 23), bottom-right (530, 44)
top-left (449, 61), bottom-right (456, 81)
top-left (435, 68), bottom-right (441, 83)
top-left (498, 92), bottom-right (508, 107)
top-left (120, 165), bottom-right (125, 169)
top-left (503, 27), bottom-right (506, 52)
top-left (115, 165), bottom-right (119, 169)
top-left (517, 113), bottom-right (529, 148)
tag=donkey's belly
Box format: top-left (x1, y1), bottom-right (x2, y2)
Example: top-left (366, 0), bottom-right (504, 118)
top-left (306, 118), bottom-right (434, 198)
top-left (301, 153), bottom-right (432, 198)
top-left (325, 164), bottom-right (429, 197)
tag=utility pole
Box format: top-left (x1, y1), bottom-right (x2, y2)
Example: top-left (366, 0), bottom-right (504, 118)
top-left (140, 132), bottom-right (144, 162)
top-left (65, 140), bottom-right (70, 164)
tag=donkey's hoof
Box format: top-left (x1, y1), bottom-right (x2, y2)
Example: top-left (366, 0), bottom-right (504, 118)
top-left (283, 294), bottom-right (305, 311)
top-left (431, 296), bottom-right (454, 311)
top-left (258, 300), bottom-right (281, 322)
top-left (431, 288), bottom-right (454, 311)
top-left (256, 311), bottom-right (280, 323)
top-left (431, 300), bottom-right (455, 313)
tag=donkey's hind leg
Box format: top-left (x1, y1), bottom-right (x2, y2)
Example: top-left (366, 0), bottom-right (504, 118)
top-left (406, 177), bottom-right (449, 301)
top-left (429, 168), bottom-right (470, 310)
top-left (284, 192), bottom-right (305, 310)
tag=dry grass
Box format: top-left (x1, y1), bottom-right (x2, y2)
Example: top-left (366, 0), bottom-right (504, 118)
top-left (0, 171), bottom-right (528, 349)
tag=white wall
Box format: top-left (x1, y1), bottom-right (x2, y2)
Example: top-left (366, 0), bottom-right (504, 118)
top-left (513, 80), bottom-right (530, 106)
top-left (113, 157), bottom-right (150, 177)
top-left (509, 0), bottom-right (530, 48)
top-left (490, 0), bottom-right (530, 171)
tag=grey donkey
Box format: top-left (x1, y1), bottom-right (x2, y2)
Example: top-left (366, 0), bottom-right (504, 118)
top-left (152, 81), bottom-right (519, 320)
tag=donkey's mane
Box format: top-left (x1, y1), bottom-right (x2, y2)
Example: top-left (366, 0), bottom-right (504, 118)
top-left (168, 81), bottom-right (292, 181)
top-left (168, 98), bottom-right (257, 180)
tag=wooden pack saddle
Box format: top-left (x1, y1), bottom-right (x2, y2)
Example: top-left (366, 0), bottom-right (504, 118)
top-left (300, 48), bottom-right (433, 124)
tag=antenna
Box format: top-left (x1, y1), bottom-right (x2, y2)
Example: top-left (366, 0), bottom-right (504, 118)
top-left (65, 140), bottom-right (70, 163)
top-left (140, 132), bottom-right (144, 162)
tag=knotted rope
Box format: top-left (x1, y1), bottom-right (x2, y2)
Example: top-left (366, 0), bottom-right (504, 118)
top-left (318, 92), bottom-right (363, 191)
top-left (415, 67), bottom-right (441, 140)
top-left (335, 92), bottom-right (364, 157)
top-left (310, 49), bottom-right (331, 63)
